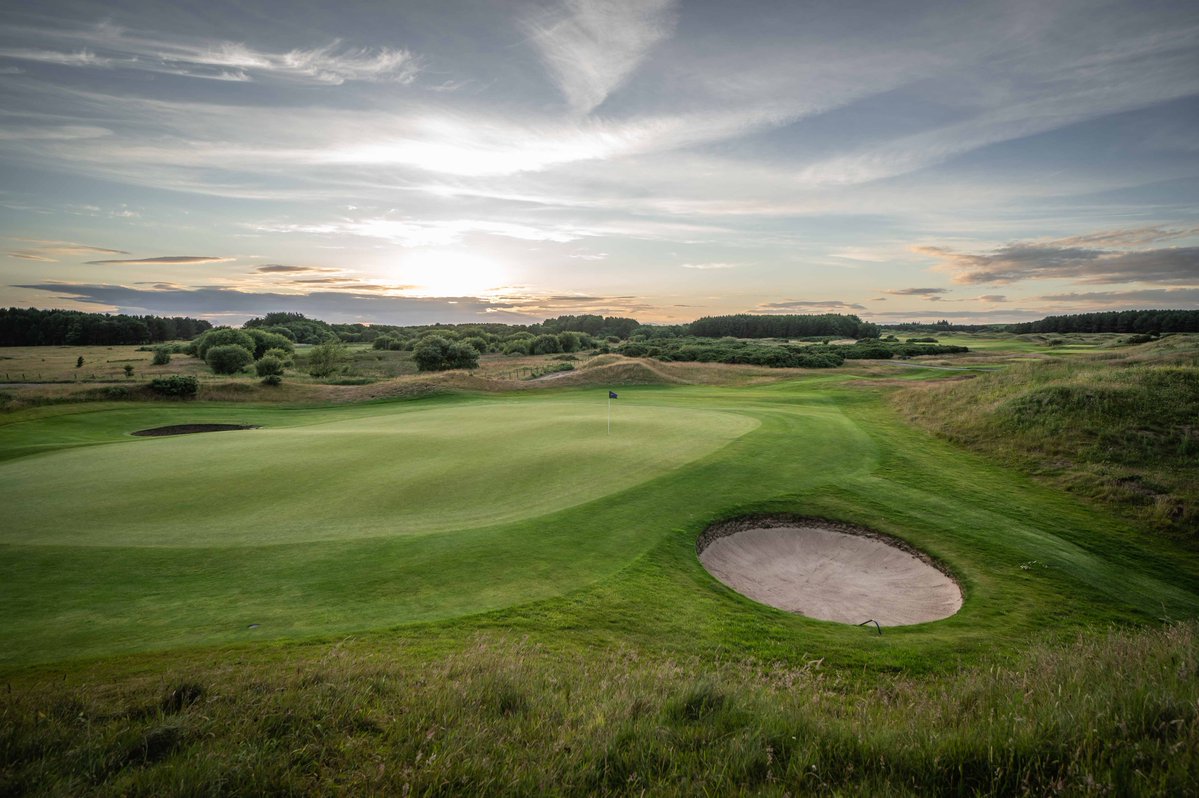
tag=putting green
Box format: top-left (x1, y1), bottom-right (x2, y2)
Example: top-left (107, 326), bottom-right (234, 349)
top-left (0, 399), bottom-right (757, 547)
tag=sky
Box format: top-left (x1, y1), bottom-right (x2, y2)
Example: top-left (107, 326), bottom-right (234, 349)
top-left (1, 0), bottom-right (1197, 326)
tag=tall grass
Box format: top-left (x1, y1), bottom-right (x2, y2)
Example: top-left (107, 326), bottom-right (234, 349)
top-left (893, 339), bottom-right (1199, 537)
top-left (2, 623), bottom-right (1194, 795)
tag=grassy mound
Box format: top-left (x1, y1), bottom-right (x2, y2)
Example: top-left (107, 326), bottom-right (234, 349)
top-left (893, 338), bottom-right (1199, 537)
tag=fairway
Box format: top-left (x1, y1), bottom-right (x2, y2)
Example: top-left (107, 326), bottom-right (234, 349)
top-left (0, 399), bottom-right (756, 547)
top-left (2, 380), bottom-right (1198, 671)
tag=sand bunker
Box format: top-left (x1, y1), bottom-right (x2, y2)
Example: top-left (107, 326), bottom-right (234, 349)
top-left (131, 424), bottom-right (259, 437)
top-left (698, 518), bottom-right (961, 626)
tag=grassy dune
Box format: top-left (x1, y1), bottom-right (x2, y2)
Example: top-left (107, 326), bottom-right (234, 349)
top-left (894, 335), bottom-right (1199, 536)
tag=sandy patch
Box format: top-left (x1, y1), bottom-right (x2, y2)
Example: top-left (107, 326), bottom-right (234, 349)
top-left (131, 424), bottom-right (259, 437)
top-left (698, 519), bottom-right (961, 626)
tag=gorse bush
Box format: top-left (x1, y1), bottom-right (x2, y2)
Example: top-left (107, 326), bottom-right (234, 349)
top-left (255, 355), bottom-right (285, 381)
top-left (193, 328), bottom-right (256, 360)
top-left (306, 338), bottom-right (350, 378)
top-left (413, 335), bottom-right (479, 371)
top-left (205, 344), bottom-right (254, 375)
top-left (151, 347), bottom-right (171, 365)
top-left (148, 376), bottom-right (199, 398)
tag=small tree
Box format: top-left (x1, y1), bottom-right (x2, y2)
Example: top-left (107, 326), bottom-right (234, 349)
top-left (413, 335), bottom-right (479, 371)
top-left (206, 344), bottom-right (254, 374)
top-left (76, 356), bottom-right (84, 368)
top-left (306, 338), bottom-right (349, 378)
top-left (262, 347), bottom-right (294, 367)
top-left (152, 347), bottom-right (171, 365)
top-left (531, 334), bottom-right (562, 355)
top-left (256, 355), bottom-right (285, 385)
top-left (123, 364), bottom-right (135, 379)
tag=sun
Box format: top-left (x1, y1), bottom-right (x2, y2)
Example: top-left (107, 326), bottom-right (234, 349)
top-left (400, 250), bottom-right (509, 297)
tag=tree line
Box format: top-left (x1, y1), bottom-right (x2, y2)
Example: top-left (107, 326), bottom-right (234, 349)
top-left (687, 314), bottom-right (881, 339)
top-left (0, 308), bottom-right (212, 346)
top-left (1004, 310), bottom-right (1199, 334)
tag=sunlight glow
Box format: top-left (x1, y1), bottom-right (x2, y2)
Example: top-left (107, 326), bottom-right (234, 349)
top-left (400, 250), bottom-right (509, 297)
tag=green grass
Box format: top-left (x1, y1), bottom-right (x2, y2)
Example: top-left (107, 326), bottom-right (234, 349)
top-left (2, 355), bottom-right (1198, 794)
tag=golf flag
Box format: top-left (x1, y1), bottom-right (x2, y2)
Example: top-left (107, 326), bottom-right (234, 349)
top-left (609, 391), bottom-right (618, 399)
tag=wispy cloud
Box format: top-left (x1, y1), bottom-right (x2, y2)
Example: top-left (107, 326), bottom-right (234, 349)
top-left (681, 262), bottom-right (737, 270)
top-left (255, 264), bottom-right (339, 274)
top-left (883, 287), bottom-right (950, 296)
top-left (86, 255), bottom-right (233, 265)
top-left (7, 240), bottom-right (130, 262)
top-left (0, 22), bottom-right (419, 85)
top-left (757, 299), bottom-right (867, 312)
top-left (526, 0), bottom-right (678, 113)
top-left (253, 218), bottom-right (593, 247)
top-left (915, 241), bottom-right (1199, 286)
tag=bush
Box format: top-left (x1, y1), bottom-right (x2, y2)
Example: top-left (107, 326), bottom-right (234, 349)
top-left (531, 334), bottom-right (562, 355)
top-left (194, 328), bottom-right (256, 360)
top-left (502, 339), bottom-right (531, 356)
top-left (206, 344), bottom-right (254, 375)
top-left (148, 375), bottom-right (199, 398)
top-left (413, 335), bottom-right (479, 371)
top-left (262, 347), bottom-right (294, 367)
top-left (306, 339), bottom-right (349, 378)
top-left (372, 336), bottom-right (398, 350)
top-left (151, 347), bottom-right (171, 365)
top-left (245, 329), bottom-right (295, 359)
top-left (462, 336), bottom-right (489, 354)
top-left (255, 355), bottom-right (285, 381)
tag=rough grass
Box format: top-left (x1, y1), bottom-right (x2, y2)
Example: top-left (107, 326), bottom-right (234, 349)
top-left (2, 623), bottom-right (1195, 796)
top-left (892, 336), bottom-right (1199, 537)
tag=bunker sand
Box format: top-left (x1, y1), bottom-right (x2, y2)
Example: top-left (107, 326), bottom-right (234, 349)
top-left (699, 522), bottom-right (962, 626)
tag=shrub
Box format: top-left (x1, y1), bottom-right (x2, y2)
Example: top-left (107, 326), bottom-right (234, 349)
top-left (531, 334), bottom-right (562, 355)
top-left (152, 347), bottom-right (171, 365)
top-left (502, 339), bottom-right (531, 356)
top-left (206, 344), bottom-right (254, 374)
top-left (413, 335), bottom-right (479, 371)
top-left (194, 328), bottom-right (256, 360)
top-left (148, 376), bottom-right (199, 398)
top-left (255, 355), bottom-right (285, 381)
top-left (372, 336), bottom-right (398, 350)
top-left (462, 336), bottom-right (489, 354)
top-left (262, 347), bottom-right (294, 367)
top-left (245, 329), bottom-right (295, 359)
top-left (306, 338), bottom-right (349, 378)
top-left (75, 356), bottom-right (84, 368)
top-left (556, 332), bottom-right (582, 353)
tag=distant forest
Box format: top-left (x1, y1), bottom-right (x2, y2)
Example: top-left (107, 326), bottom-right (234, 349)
top-left (688, 314), bottom-right (880, 339)
top-left (0, 308), bottom-right (212, 347)
top-left (3, 307), bottom-right (1197, 347)
top-left (1004, 309), bottom-right (1199, 334)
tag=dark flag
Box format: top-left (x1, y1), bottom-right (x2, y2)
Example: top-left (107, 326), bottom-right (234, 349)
top-left (609, 391), bottom-right (618, 399)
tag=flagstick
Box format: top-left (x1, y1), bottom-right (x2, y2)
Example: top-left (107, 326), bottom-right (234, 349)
top-left (607, 394), bottom-right (611, 434)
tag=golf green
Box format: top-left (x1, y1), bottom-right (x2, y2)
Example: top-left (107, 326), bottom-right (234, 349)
top-left (0, 399), bottom-right (756, 547)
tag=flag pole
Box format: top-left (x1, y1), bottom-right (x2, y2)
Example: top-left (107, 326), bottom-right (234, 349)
top-left (607, 393), bottom-right (611, 434)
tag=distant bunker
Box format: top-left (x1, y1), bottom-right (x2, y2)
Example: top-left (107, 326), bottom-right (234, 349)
top-left (131, 424), bottom-right (260, 437)
top-left (698, 518), bottom-right (962, 627)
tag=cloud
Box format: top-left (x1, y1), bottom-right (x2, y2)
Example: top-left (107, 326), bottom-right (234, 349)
top-left (14, 282), bottom-right (539, 325)
top-left (681, 262), bottom-right (737, 270)
top-left (915, 242), bottom-right (1199, 286)
top-left (882, 287), bottom-right (950, 296)
top-left (86, 255), bottom-right (233, 265)
top-left (1037, 288), bottom-right (1199, 308)
top-left (255, 264), bottom-right (339, 274)
top-left (0, 23), bottom-right (419, 85)
top-left (7, 240), bottom-right (131, 262)
top-left (757, 299), bottom-right (867, 312)
top-left (254, 218), bottom-right (593, 247)
top-left (7, 251), bottom-right (58, 262)
top-left (526, 0), bottom-right (678, 113)
top-left (976, 295), bottom-right (1007, 303)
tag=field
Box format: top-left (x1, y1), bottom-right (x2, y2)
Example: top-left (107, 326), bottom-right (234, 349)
top-left (2, 334), bottom-right (1198, 795)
